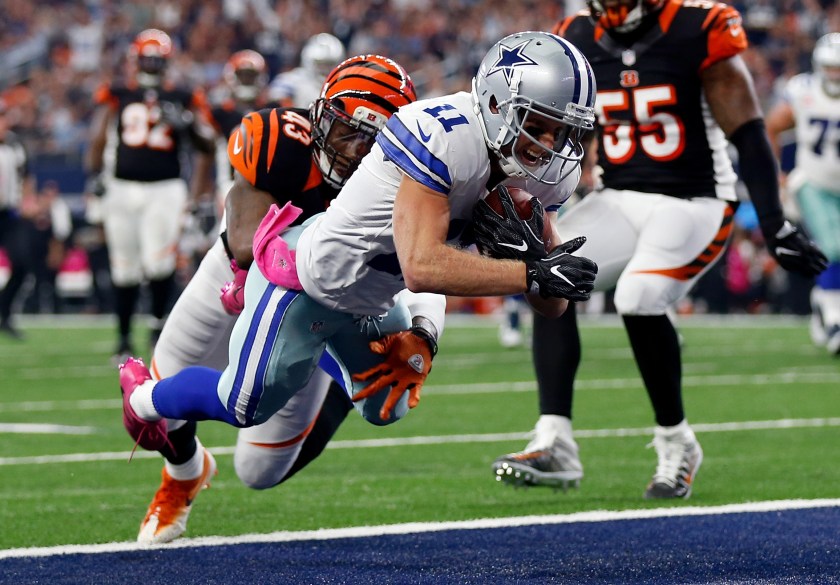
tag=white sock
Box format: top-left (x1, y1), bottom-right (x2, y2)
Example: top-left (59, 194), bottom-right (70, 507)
top-left (166, 438), bottom-right (205, 481)
top-left (129, 380), bottom-right (162, 421)
top-left (656, 419), bottom-right (694, 441)
top-left (536, 414), bottom-right (573, 437)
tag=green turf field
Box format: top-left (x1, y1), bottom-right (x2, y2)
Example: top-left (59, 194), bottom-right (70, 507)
top-left (1, 314), bottom-right (839, 550)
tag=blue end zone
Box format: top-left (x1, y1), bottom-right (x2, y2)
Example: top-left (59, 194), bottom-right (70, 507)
top-left (4, 506), bottom-right (840, 584)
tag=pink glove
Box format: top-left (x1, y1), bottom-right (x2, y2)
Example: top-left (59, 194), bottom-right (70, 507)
top-left (253, 202), bottom-right (304, 289)
top-left (220, 259), bottom-right (247, 315)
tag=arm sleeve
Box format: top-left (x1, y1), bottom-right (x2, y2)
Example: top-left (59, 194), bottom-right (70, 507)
top-left (727, 118), bottom-right (784, 235)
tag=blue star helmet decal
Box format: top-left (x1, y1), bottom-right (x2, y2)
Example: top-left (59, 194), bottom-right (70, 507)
top-left (487, 39), bottom-right (539, 86)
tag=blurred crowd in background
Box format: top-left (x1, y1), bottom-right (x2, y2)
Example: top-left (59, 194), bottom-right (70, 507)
top-left (0, 0), bottom-right (838, 320)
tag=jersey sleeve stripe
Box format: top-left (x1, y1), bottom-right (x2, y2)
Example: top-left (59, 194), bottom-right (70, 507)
top-left (700, 4), bottom-right (748, 70)
top-left (302, 159), bottom-right (322, 192)
top-left (657, 0), bottom-right (681, 34)
top-left (377, 133), bottom-right (450, 194)
top-left (266, 109), bottom-right (279, 173)
top-left (376, 116), bottom-right (452, 194)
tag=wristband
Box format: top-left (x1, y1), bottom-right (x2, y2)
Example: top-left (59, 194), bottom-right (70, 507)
top-left (409, 326), bottom-right (438, 358)
top-left (525, 264), bottom-right (540, 295)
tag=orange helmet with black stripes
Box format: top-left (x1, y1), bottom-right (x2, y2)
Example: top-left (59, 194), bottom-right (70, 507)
top-left (129, 29), bottom-right (173, 88)
top-left (587, 0), bottom-right (666, 33)
top-left (224, 50), bottom-right (268, 102)
top-left (311, 54), bottom-right (416, 188)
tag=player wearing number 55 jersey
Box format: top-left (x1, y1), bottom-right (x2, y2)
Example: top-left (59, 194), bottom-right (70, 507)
top-left (85, 29), bottom-right (216, 361)
top-left (492, 0), bottom-right (827, 499)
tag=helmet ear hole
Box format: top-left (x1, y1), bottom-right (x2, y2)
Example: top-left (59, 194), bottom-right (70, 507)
top-left (488, 95), bottom-right (500, 114)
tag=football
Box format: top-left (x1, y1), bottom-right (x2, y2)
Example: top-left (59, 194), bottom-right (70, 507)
top-left (483, 186), bottom-right (554, 251)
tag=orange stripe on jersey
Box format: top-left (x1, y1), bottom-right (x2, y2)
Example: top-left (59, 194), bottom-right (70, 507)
top-left (700, 3), bottom-right (748, 71)
top-left (228, 112), bottom-right (263, 186)
top-left (247, 417), bottom-right (318, 449)
top-left (93, 83), bottom-right (118, 108)
top-left (303, 158), bottom-right (322, 192)
top-left (634, 203), bottom-right (735, 281)
top-left (551, 18), bottom-right (564, 35)
top-left (266, 108), bottom-right (279, 174)
top-left (190, 88), bottom-right (214, 126)
top-left (657, 0), bottom-right (682, 34)
top-left (150, 357), bottom-right (162, 381)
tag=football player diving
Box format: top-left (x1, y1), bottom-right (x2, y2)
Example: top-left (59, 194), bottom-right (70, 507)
top-left (120, 32), bottom-right (599, 543)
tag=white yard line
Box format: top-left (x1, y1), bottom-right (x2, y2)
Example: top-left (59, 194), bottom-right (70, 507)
top-left (2, 416), bottom-right (839, 466)
top-left (0, 423), bottom-right (96, 435)
top-left (0, 497), bottom-right (837, 560)
top-left (2, 370), bottom-right (838, 415)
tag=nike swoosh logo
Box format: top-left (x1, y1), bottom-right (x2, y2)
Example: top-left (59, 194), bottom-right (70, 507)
top-left (549, 265), bottom-right (575, 287)
top-left (774, 247), bottom-right (802, 257)
top-left (416, 122), bottom-right (432, 143)
top-left (498, 240), bottom-right (528, 252)
top-left (232, 132), bottom-right (243, 155)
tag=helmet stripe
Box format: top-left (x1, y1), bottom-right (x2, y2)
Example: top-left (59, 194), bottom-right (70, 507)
top-left (548, 35), bottom-right (595, 108)
top-left (330, 89), bottom-right (410, 114)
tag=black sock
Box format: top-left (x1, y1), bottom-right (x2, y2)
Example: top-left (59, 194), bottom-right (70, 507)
top-left (278, 381), bottom-right (353, 484)
top-left (148, 273), bottom-right (176, 321)
top-left (623, 314), bottom-right (684, 426)
top-left (159, 420), bottom-right (198, 465)
top-left (114, 284), bottom-right (140, 343)
top-left (532, 303), bottom-right (580, 418)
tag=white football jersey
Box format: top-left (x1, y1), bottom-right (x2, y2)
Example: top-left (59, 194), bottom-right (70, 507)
top-left (268, 67), bottom-right (323, 109)
top-left (783, 73), bottom-right (840, 193)
top-left (296, 91), bottom-right (580, 315)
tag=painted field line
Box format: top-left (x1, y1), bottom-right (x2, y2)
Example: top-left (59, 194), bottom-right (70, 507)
top-left (2, 417), bottom-right (839, 467)
top-left (1, 497), bottom-right (837, 560)
top-left (0, 423), bottom-right (96, 435)
top-left (425, 371), bottom-right (840, 394)
top-left (2, 369), bottom-right (838, 416)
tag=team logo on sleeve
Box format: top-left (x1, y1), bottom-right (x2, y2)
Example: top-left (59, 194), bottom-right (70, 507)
top-left (725, 15), bottom-right (743, 37)
top-left (487, 40), bottom-right (539, 85)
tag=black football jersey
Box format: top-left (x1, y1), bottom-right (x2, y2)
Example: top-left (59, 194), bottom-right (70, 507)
top-left (227, 107), bottom-right (336, 222)
top-left (555, 0), bottom-right (748, 199)
top-left (94, 83), bottom-right (211, 182)
top-left (211, 98), bottom-right (278, 187)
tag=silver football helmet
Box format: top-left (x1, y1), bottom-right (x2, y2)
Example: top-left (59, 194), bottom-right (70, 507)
top-left (813, 33), bottom-right (840, 97)
top-left (302, 33), bottom-right (346, 79)
top-left (471, 31), bottom-right (596, 185)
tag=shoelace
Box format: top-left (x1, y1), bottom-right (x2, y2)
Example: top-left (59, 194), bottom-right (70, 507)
top-left (129, 430), bottom-right (174, 462)
top-left (648, 436), bottom-right (688, 488)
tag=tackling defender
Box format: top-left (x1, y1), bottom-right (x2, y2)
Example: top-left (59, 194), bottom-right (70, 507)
top-left (136, 55), bottom-right (418, 544)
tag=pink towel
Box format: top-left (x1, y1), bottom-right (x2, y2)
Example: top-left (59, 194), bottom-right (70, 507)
top-left (252, 202), bottom-right (303, 289)
top-left (220, 259), bottom-right (248, 315)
